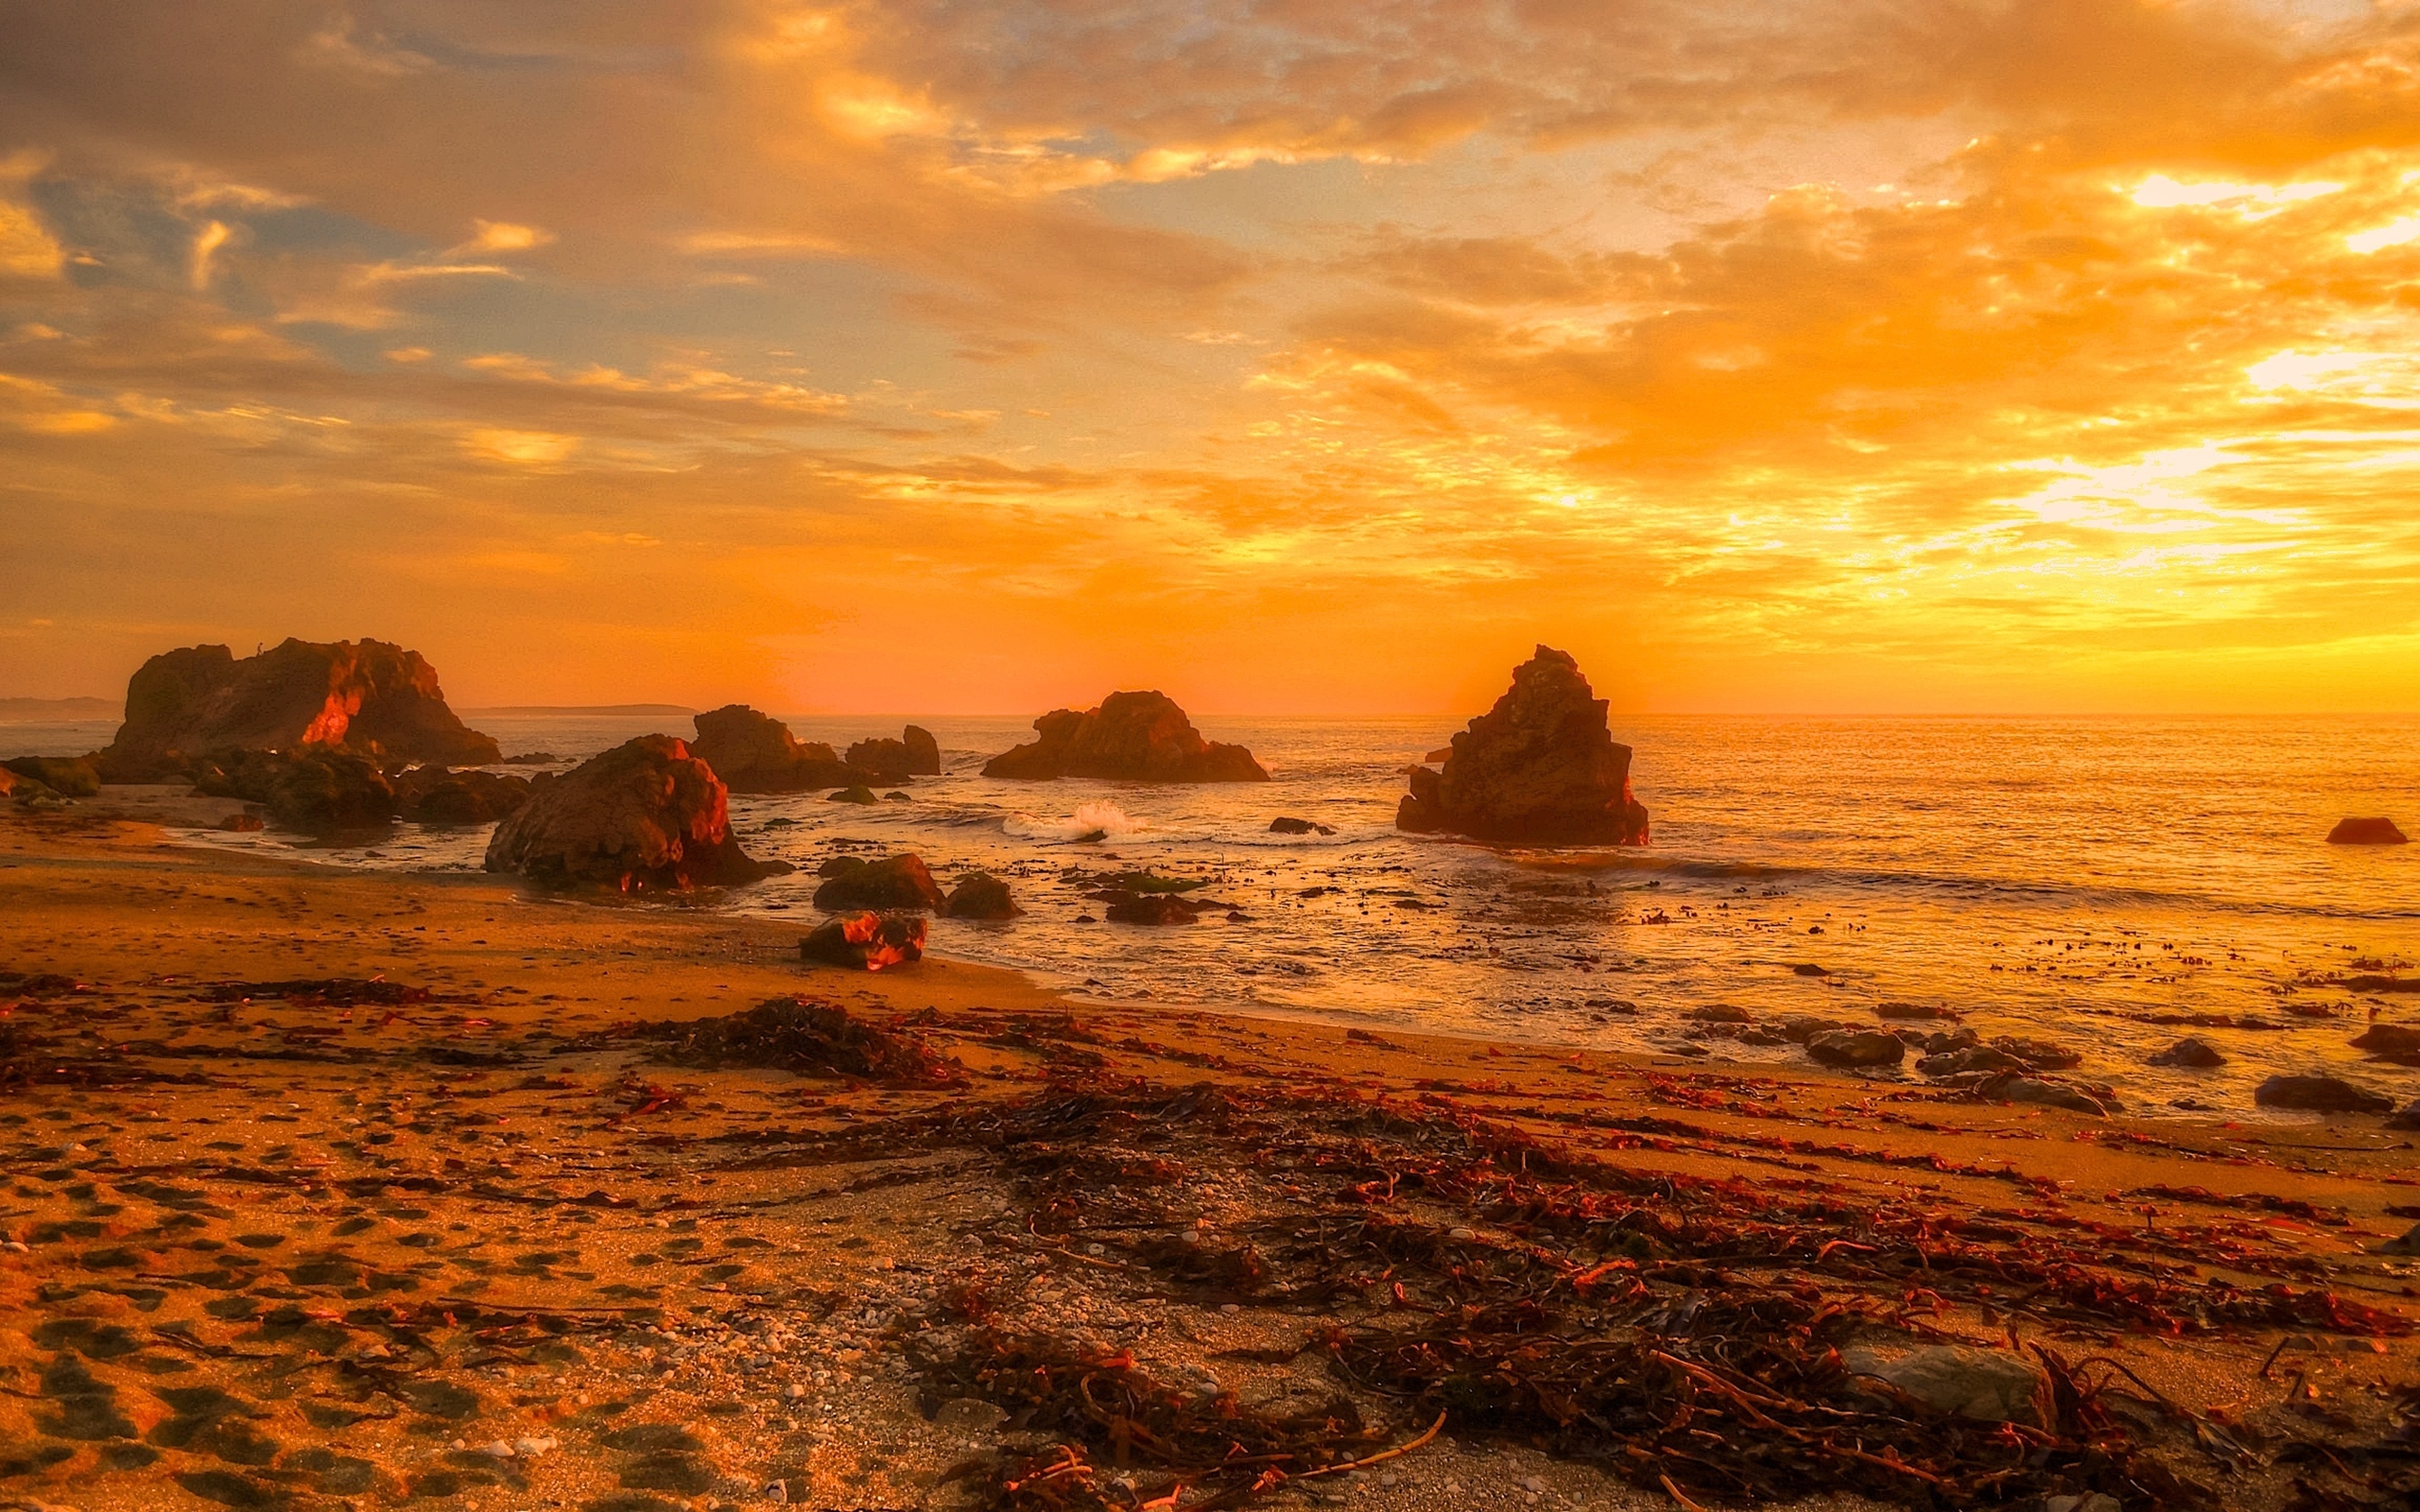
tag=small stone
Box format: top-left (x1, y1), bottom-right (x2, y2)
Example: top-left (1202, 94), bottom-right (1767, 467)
top-left (475, 1440), bottom-right (514, 1458)
top-left (782, 1383), bottom-right (806, 1400)
top-left (1520, 1477), bottom-right (1548, 1494)
top-left (932, 1398), bottom-right (1008, 1433)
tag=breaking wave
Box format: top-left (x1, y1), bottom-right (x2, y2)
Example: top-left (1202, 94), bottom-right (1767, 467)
top-left (1004, 800), bottom-right (1149, 843)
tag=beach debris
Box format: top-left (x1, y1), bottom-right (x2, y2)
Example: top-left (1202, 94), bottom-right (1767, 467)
top-left (943, 872), bottom-right (1020, 919)
top-left (982, 691), bottom-right (1268, 782)
top-left (629, 994), bottom-right (961, 1084)
top-left (1806, 1028), bottom-right (1906, 1068)
top-left (483, 734), bottom-right (789, 890)
top-left (2326, 816), bottom-right (2409, 845)
top-left (2254, 1074), bottom-right (2394, 1113)
top-left (800, 912), bottom-right (928, 971)
top-left (1269, 816), bottom-right (1336, 834)
top-left (813, 854), bottom-right (944, 912)
top-left (2148, 1036), bottom-right (2225, 1068)
top-left (1395, 644), bottom-right (1650, 845)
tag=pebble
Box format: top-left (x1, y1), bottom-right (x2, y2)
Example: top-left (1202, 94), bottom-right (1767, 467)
top-left (1, 1240), bottom-right (26, 1253)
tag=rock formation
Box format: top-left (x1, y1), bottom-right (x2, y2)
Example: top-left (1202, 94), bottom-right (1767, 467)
top-left (2328, 816), bottom-right (2409, 845)
top-left (943, 872), bottom-right (1019, 919)
top-left (96, 639), bottom-right (499, 781)
top-left (1395, 645), bottom-right (1649, 845)
top-left (393, 766), bottom-right (532, 827)
top-left (846, 726), bottom-right (943, 782)
top-left (191, 748), bottom-right (397, 835)
top-left (2254, 1074), bottom-right (2393, 1113)
top-left (689, 705), bottom-right (894, 793)
top-left (2, 756), bottom-right (98, 798)
top-left (981, 692), bottom-right (1267, 782)
top-left (482, 735), bottom-right (785, 890)
top-left (812, 854), bottom-right (944, 912)
top-left (800, 913), bottom-right (926, 971)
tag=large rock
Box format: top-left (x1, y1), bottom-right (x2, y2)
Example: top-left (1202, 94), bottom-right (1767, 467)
top-left (1806, 1029), bottom-right (1905, 1069)
top-left (96, 639), bottom-right (499, 781)
top-left (800, 913), bottom-right (926, 971)
top-left (847, 726), bottom-right (943, 782)
top-left (2255, 1074), bottom-right (2394, 1113)
top-left (2, 757), bottom-right (99, 798)
top-left (1395, 645), bottom-right (1649, 845)
top-left (2327, 817), bottom-right (2409, 845)
top-left (813, 854), bottom-right (945, 912)
top-left (482, 735), bottom-right (784, 891)
top-left (2149, 1036), bottom-right (2225, 1068)
top-left (905, 725), bottom-right (942, 775)
top-left (689, 705), bottom-right (866, 793)
top-left (1842, 1345), bottom-right (2048, 1426)
top-left (2350, 1023), bottom-right (2420, 1058)
top-left (981, 693), bottom-right (1267, 782)
top-left (191, 747), bottom-right (396, 835)
top-left (943, 872), bottom-right (1020, 919)
top-left (393, 766), bottom-right (531, 827)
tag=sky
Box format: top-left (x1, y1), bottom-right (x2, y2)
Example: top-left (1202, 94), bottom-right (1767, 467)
top-left (3, 0), bottom-right (2419, 716)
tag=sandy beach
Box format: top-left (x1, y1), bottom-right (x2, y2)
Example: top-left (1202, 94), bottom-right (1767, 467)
top-left (5, 800), bottom-right (2418, 1512)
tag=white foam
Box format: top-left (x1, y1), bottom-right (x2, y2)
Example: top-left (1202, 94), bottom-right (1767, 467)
top-left (1004, 799), bottom-right (1149, 842)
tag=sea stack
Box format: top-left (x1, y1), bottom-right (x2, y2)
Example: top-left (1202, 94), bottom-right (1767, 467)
top-left (689, 705), bottom-right (867, 793)
top-left (95, 638), bottom-right (500, 781)
top-left (981, 691), bottom-right (1267, 782)
top-left (1396, 644), bottom-right (1650, 845)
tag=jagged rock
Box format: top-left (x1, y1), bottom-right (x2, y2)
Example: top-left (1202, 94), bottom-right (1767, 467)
top-left (943, 872), bottom-right (1019, 919)
top-left (813, 855), bottom-right (944, 912)
top-left (95, 639), bottom-right (498, 781)
top-left (482, 735), bottom-right (784, 891)
top-left (192, 747), bottom-right (396, 835)
top-left (1269, 816), bottom-right (1335, 835)
top-left (393, 767), bottom-right (531, 827)
top-left (2255, 1074), bottom-right (2394, 1113)
top-left (2, 756), bottom-right (99, 798)
top-left (1806, 1030), bottom-right (1904, 1069)
top-left (1395, 645), bottom-right (1649, 845)
top-left (2328, 817), bottom-right (2409, 845)
top-left (2149, 1036), bottom-right (2225, 1068)
top-left (981, 693), bottom-right (1267, 782)
top-left (1842, 1345), bottom-right (2048, 1426)
top-left (688, 705), bottom-right (869, 793)
top-left (800, 913), bottom-right (925, 971)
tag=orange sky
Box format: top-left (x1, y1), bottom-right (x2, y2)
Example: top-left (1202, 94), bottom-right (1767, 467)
top-left (3, 0), bottom-right (2418, 714)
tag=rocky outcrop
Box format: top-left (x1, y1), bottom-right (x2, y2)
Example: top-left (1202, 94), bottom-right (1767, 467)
top-left (96, 639), bottom-right (499, 781)
top-left (2254, 1074), bottom-right (2393, 1113)
top-left (2, 757), bottom-right (98, 798)
top-left (813, 854), bottom-right (945, 912)
top-left (943, 873), bottom-right (1019, 919)
top-left (1269, 816), bottom-right (1335, 835)
top-left (981, 693), bottom-right (1267, 782)
top-left (846, 726), bottom-right (943, 782)
top-left (191, 748), bottom-right (397, 835)
top-left (2149, 1036), bottom-right (2225, 1068)
top-left (905, 725), bottom-right (942, 775)
top-left (1395, 646), bottom-right (1649, 845)
top-left (481, 735), bottom-right (784, 891)
top-left (689, 705), bottom-right (865, 793)
top-left (1806, 1029), bottom-right (1904, 1069)
top-left (2328, 816), bottom-right (2409, 845)
top-left (800, 913), bottom-right (926, 971)
top-left (393, 767), bottom-right (531, 827)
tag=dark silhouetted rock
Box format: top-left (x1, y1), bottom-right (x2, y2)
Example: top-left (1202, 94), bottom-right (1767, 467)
top-left (1807, 1029), bottom-right (1904, 1069)
top-left (828, 785), bottom-right (877, 804)
top-left (1875, 1002), bottom-right (1959, 1021)
top-left (905, 725), bottom-right (942, 774)
top-left (813, 854), bottom-right (944, 912)
top-left (688, 705), bottom-right (866, 792)
top-left (944, 872), bottom-right (1019, 919)
top-left (2255, 1074), bottom-right (2393, 1113)
top-left (2350, 1023), bottom-right (2420, 1057)
top-left (1269, 816), bottom-right (1335, 835)
top-left (1105, 894), bottom-right (1203, 924)
top-left (2149, 1036), bottom-right (2225, 1068)
top-left (192, 748), bottom-right (395, 835)
top-left (2387, 1099), bottom-right (2420, 1131)
top-left (3, 756), bottom-right (99, 798)
top-left (501, 751), bottom-right (559, 765)
top-left (482, 735), bottom-right (783, 891)
top-left (846, 726), bottom-right (942, 782)
top-left (800, 913), bottom-right (926, 971)
top-left (2328, 817), bottom-right (2408, 845)
top-left (1424, 747), bottom-right (1453, 763)
top-left (96, 639), bottom-right (498, 781)
top-left (219, 814), bottom-right (265, 833)
top-left (981, 692), bottom-right (1267, 782)
top-left (1395, 645), bottom-right (1649, 845)
top-left (394, 767), bottom-right (531, 827)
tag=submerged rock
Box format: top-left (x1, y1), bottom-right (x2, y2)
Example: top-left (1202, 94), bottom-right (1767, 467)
top-left (689, 705), bottom-right (873, 793)
top-left (2148, 1036), bottom-right (2225, 1069)
top-left (1269, 816), bottom-right (1336, 835)
top-left (1105, 894), bottom-right (1204, 924)
top-left (943, 872), bottom-right (1020, 919)
top-left (799, 912), bottom-right (926, 971)
top-left (482, 735), bottom-right (784, 891)
top-left (2255, 1074), bottom-right (2394, 1113)
top-left (813, 854), bottom-right (945, 912)
top-left (981, 692), bottom-right (1268, 782)
top-left (1395, 645), bottom-right (1650, 845)
top-left (96, 638), bottom-right (498, 781)
top-left (2327, 816), bottom-right (2409, 845)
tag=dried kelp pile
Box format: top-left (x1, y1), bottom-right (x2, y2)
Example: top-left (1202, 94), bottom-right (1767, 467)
top-left (828, 1079), bottom-right (2413, 1511)
top-left (621, 995), bottom-right (967, 1087)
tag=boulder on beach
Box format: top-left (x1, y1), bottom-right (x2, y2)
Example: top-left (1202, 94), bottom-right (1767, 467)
top-left (3, 756), bottom-right (99, 798)
top-left (482, 734), bottom-right (785, 891)
top-left (2254, 1074), bottom-right (2393, 1113)
top-left (689, 705), bottom-right (870, 793)
top-left (1975, 1074), bottom-right (2119, 1116)
top-left (2350, 1023), bottom-right (2420, 1058)
top-left (1106, 893), bottom-right (1203, 924)
top-left (800, 912), bottom-right (926, 971)
top-left (95, 638), bottom-right (499, 781)
top-left (1842, 1345), bottom-right (2048, 1427)
top-left (1395, 645), bottom-right (1650, 845)
top-left (393, 766), bottom-right (531, 827)
top-left (981, 692), bottom-right (1268, 782)
top-left (1806, 1029), bottom-right (1904, 1069)
top-left (813, 854), bottom-right (945, 912)
top-left (2148, 1036), bottom-right (2225, 1068)
top-left (943, 872), bottom-right (1020, 919)
top-left (192, 747), bottom-right (396, 835)
top-left (2327, 816), bottom-right (2409, 845)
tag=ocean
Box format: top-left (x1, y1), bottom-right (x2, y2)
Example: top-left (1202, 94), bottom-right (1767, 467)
top-left (9, 712), bottom-right (2416, 1117)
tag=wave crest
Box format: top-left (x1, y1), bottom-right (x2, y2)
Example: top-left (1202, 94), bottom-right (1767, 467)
top-left (1005, 800), bottom-right (1148, 843)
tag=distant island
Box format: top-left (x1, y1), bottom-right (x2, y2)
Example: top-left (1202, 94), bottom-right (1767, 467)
top-left (458, 703), bottom-right (700, 717)
top-left (0, 696), bottom-right (120, 722)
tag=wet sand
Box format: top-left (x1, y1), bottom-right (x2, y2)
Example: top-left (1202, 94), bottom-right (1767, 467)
top-left (4, 802), bottom-right (2418, 1512)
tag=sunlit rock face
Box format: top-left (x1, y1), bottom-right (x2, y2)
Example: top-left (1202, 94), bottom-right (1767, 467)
top-left (1397, 644), bottom-right (1650, 846)
top-left (483, 734), bottom-right (786, 891)
top-left (96, 638), bottom-right (500, 781)
top-left (981, 691), bottom-right (1268, 782)
top-left (689, 705), bottom-right (864, 793)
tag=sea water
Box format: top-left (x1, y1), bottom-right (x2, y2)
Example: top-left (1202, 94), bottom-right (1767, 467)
top-left (9, 712), bottom-right (2416, 1116)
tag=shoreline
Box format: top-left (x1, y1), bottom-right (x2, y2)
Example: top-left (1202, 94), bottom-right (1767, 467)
top-left (5, 805), bottom-right (2420, 1510)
